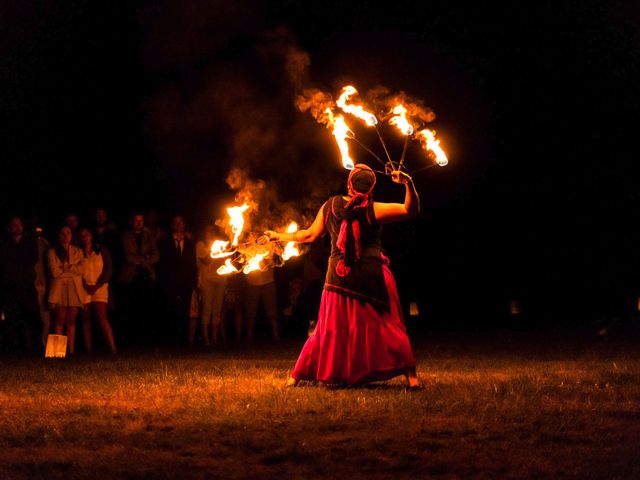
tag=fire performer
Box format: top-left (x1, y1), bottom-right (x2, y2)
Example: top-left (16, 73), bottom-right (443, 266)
top-left (265, 164), bottom-right (423, 389)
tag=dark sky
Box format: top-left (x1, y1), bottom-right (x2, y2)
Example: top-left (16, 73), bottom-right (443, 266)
top-left (2, 1), bottom-right (639, 324)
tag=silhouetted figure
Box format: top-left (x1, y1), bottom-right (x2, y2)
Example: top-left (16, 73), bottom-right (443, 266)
top-left (34, 227), bottom-right (52, 348)
top-left (64, 212), bottom-right (81, 246)
top-left (117, 212), bottom-right (159, 346)
top-left (0, 216), bottom-right (40, 355)
top-left (157, 215), bottom-right (197, 345)
top-left (244, 267), bottom-right (279, 342)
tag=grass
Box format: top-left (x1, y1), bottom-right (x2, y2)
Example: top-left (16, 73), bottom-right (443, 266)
top-left (0, 329), bottom-right (639, 479)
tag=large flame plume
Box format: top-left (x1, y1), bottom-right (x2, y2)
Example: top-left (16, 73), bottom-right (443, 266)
top-left (227, 203), bottom-right (250, 246)
top-left (297, 84), bottom-right (448, 171)
top-left (325, 108), bottom-right (355, 170)
top-left (336, 85), bottom-right (378, 126)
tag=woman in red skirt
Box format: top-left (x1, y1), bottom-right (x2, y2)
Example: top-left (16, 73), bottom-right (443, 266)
top-left (265, 164), bottom-right (422, 389)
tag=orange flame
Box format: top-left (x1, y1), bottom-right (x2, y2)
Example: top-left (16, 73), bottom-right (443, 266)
top-left (243, 252), bottom-right (268, 274)
top-left (417, 129), bottom-right (448, 166)
top-left (281, 222), bottom-right (301, 261)
top-left (210, 240), bottom-right (233, 258)
top-left (389, 104), bottom-right (414, 136)
top-left (325, 108), bottom-right (354, 170)
top-left (217, 258), bottom-right (238, 275)
top-left (336, 86), bottom-right (378, 126)
top-left (227, 203), bottom-right (250, 246)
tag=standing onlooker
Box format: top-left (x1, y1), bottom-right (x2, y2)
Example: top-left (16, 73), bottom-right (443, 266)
top-left (92, 208), bottom-right (121, 273)
top-left (157, 214), bottom-right (197, 344)
top-left (144, 209), bottom-right (166, 246)
top-left (244, 266), bottom-right (279, 342)
top-left (118, 212), bottom-right (160, 346)
top-left (0, 216), bottom-right (41, 355)
top-left (34, 225), bottom-right (52, 347)
top-left (47, 225), bottom-right (85, 355)
top-left (79, 227), bottom-right (116, 353)
top-left (195, 225), bottom-right (227, 345)
top-left (64, 212), bottom-right (81, 246)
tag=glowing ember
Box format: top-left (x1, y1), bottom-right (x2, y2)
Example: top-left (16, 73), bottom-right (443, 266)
top-left (217, 258), bottom-right (239, 275)
top-left (417, 129), bottom-right (448, 166)
top-left (243, 252), bottom-right (268, 274)
top-left (210, 240), bottom-right (233, 258)
top-left (389, 104), bottom-right (414, 136)
top-left (281, 222), bottom-right (301, 261)
top-left (336, 85), bottom-right (378, 126)
top-left (325, 108), bottom-right (354, 170)
top-left (227, 203), bottom-right (250, 246)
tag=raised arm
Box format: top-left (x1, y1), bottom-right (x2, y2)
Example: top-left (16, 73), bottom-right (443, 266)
top-left (373, 170), bottom-right (420, 224)
top-left (264, 202), bottom-right (327, 243)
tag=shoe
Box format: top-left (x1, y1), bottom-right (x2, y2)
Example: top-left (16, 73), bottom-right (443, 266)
top-left (285, 377), bottom-right (299, 387)
top-left (407, 383), bottom-right (424, 391)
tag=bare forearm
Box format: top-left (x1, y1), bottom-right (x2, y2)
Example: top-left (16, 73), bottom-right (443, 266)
top-left (274, 229), bottom-right (314, 243)
top-left (404, 180), bottom-right (420, 217)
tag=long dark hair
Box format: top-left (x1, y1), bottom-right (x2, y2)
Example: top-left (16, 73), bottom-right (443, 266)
top-left (54, 225), bottom-right (72, 263)
top-left (79, 226), bottom-right (101, 257)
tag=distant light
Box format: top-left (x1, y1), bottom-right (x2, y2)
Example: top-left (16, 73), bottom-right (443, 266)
top-left (409, 302), bottom-right (419, 316)
top-left (509, 300), bottom-right (521, 316)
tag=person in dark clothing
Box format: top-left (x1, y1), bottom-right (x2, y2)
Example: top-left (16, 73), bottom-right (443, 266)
top-left (116, 212), bottom-right (160, 347)
top-left (157, 215), bottom-right (197, 344)
top-left (92, 208), bottom-right (122, 276)
top-left (0, 216), bottom-right (41, 355)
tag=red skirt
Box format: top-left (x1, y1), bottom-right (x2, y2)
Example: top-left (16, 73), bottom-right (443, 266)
top-left (291, 261), bottom-right (416, 385)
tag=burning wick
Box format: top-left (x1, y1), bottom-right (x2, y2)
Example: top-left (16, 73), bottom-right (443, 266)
top-left (281, 222), bottom-right (301, 261)
top-left (389, 104), bottom-right (414, 171)
top-left (417, 129), bottom-right (448, 166)
top-left (242, 252), bottom-right (268, 274)
top-left (217, 258), bottom-right (239, 275)
top-left (210, 240), bottom-right (232, 258)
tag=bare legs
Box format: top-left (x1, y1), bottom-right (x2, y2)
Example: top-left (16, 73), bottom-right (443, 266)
top-left (81, 302), bottom-right (117, 353)
top-left (54, 306), bottom-right (79, 355)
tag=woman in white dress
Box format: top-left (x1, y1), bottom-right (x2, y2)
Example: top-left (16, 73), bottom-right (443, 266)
top-left (47, 225), bottom-right (85, 355)
top-left (79, 227), bottom-right (117, 353)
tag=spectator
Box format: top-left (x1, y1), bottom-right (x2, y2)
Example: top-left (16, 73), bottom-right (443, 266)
top-left (244, 261), bottom-right (279, 342)
top-left (0, 216), bottom-right (40, 355)
top-left (118, 212), bottom-right (160, 346)
top-left (64, 212), bottom-right (81, 246)
top-left (48, 225), bottom-right (85, 355)
top-left (144, 209), bottom-right (166, 245)
top-left (195, 224), bottom-right (227, 345)
top-left (34, 225), bottom-right (52, 347)
top-left (79, 227), bottom-right (117, 353)
top-left (157, 214), bottom-right (197, 344)
top-left (92, 208), bottom-right (122, 272)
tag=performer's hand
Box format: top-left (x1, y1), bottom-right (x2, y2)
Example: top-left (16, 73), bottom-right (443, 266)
top-left (391, 170), bottom-right (412, 185)
top-left (264, 230), bottom-right (280, 241)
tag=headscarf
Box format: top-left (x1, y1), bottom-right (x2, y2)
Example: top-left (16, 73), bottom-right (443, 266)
top-left (334, 164), bottom-right (376, 276)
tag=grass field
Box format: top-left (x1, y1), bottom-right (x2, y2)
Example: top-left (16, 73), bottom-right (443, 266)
top-left (0, 329), bottom-right (639, 479)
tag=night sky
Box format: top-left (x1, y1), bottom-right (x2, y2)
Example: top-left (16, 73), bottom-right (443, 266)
top-left (2, 1), bottom-right (639, 327)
